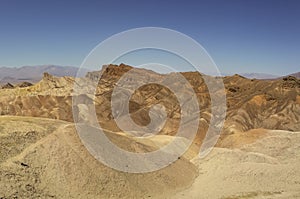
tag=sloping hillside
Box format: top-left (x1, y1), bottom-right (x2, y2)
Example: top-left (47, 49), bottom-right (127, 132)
top-left (0, 116), bottom-right (197, 199)
top-left (0, 64), bottom-right (299, 138)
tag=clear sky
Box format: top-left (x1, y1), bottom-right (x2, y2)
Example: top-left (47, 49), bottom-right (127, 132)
top-left (0, 0), bottom-right (299, 75)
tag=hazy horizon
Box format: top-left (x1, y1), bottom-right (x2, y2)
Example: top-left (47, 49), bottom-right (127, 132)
top-left (0, 63), bottom-right (298, 78)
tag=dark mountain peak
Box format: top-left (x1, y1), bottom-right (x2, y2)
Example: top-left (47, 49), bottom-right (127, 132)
top-left (16, 82), bottom-right (33, 88)
top-left (1, 82), bottom-right (14, 89)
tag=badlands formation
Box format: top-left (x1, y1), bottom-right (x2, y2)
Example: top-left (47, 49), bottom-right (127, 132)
top-left (0, 64), bottom-right (300, 198)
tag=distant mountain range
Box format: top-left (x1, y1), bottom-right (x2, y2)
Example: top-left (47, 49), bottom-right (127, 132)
top-left (0, 65), bottom-right (89, 84)
top-left (284, 72), bottom-right (300, 78)
top-left (239, 73), bottom-right (279, 79)
top-left (229, 72), bottom-right (299, 79)
top-left (0, 65), bottom-right (298, 84)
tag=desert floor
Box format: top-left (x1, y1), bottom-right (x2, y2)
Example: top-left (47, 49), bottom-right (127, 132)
top-left (1, 116), bottom-right (300, 198)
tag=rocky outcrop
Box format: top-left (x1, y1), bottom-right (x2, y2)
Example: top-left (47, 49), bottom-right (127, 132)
top-left (1, 83), bottom-right (14, 89)
top-left (16, 82), bottom-right (33, 88)
top-left (0, 64), bottom-right (299, 140)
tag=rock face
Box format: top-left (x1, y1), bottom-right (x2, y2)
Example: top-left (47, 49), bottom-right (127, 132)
top-left (282, 75), bottom-right (300, 88)
top-left (0, 63), bottom-right (299, 138)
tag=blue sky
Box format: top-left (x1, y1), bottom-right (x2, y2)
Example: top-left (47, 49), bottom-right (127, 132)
top-left (0, 0), bottom-right (299, 75)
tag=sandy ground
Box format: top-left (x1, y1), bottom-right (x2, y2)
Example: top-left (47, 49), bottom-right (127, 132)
top-left (1, 116), bottom-right (300, 198)
top-left (0, 116), bottom-right (197, 199)
top-left (174, 130), bottom-right (300, 199)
